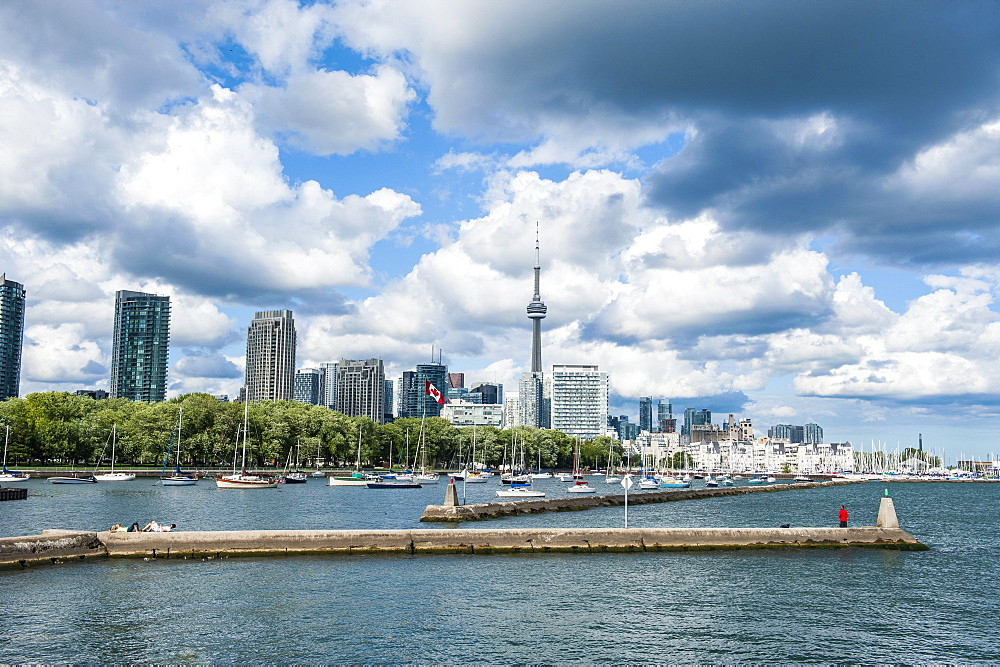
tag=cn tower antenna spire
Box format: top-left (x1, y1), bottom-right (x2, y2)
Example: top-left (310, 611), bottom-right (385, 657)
top-left (526, 221), bottom-right (547, 373)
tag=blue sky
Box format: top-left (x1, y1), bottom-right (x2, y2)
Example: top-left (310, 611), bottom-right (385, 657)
top-left (1, 0), bottom-right (999, 462)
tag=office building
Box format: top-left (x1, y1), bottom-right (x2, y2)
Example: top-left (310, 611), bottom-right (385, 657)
top-left (294, 367), bottom-right (325, 405)
top-left (657, 399), bottom-right (672, 424)
top-left (399, 363), bottom-right (448, 418)
top-left (639, 397), bottom-right (652, 432)
top-left (0, 275), bottom-right (25, 400)
top-left (334, 358), bottom-right (385, 423)
top-left (441, 401), bottom-right (504, 428)
top-left (447, 373), bottom-right (465, 389)
top-left (319, 361), bottom-right (338, 408)
top-left (470, 382), bottom-right (502, 405)
top-left (110, 289), bottom-right (170, 402)
top-left (504, 394), bottom-right (521, 429)
top-left (682, 408), bottom-right (711, 436)
top-left (245, 310), bottom-right (296, 403)
top-left (383, 379), bottom-right (394, 422)
top-left (549, 364), bottom-right (609, 441)
top-left (804, 423), bottom-right (823, 444)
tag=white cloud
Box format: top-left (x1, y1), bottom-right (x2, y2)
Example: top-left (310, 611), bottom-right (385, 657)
top-left (246, 65), bottom-right (415, 156)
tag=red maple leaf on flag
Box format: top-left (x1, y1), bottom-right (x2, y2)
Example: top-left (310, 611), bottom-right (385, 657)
top-left (425, 381), bottom-right (444, 404)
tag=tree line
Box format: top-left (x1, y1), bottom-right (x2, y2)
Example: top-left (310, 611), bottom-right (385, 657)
top-left (0, 392), bottom-right (624, 472)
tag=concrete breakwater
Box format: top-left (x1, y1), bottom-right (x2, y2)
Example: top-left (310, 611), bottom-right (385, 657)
top-left (0, 498), bottom-right (925, 568)
top-left (421, 479), bottom-right (863, 522)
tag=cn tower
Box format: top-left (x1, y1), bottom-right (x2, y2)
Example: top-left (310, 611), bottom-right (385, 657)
top-left (526, 223), bottom-right (547, 373)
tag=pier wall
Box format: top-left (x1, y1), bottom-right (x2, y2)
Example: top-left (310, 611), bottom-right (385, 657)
top-left (0, 530), bottom-right (106, 568)
top-left (99, 526), bottom-right (925, 557)
top-left (421, 479), bottom-right (863, 522)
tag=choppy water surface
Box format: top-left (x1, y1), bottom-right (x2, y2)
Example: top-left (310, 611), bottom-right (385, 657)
top-left (2, 478), bottom-right (998, 663)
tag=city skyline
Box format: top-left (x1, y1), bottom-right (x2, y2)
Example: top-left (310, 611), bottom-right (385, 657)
top-left (1, 3), bottom-right (999, 459)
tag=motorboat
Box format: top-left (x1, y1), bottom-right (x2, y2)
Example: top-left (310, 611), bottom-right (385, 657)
top-left (747, 477), bottom-right (766, 485)
top-left (638, 477), bottom-right (660, 490)
top-left (567, 480), bottom-right (597, 493)
top-left (496, 484), bottom-right (545, 498)
top-left (282, 471), bottom-right (308, 484)
top-left (366, 480), bottom-right (422, 489)
top-left (50, 474), bottom-right (97, 484)
top-left (216, 472), bottom-right (278, 489)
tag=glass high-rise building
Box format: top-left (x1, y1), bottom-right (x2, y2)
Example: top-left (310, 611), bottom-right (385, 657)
top-left (245, 310), bottom-right (296, 403)
top-left (0, 275), bottom-right (26, 400)
top-left (110, 290), bottom-right (170, 402)
top-left (638, 396), bottom-right (652, 432)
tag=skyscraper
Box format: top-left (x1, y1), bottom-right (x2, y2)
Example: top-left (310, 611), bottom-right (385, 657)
top-left (245, 310), bottom-right (296, 403)
top-left (520, 224), bottom-right (550, 428)
top-left (110, 290), bottom-right (170, 402)
top-left (638, 397), bottom-right (652, 432)
top-left (334, 358), bottom-right (386, 423)
top-left (293, 367), bottom-right (324, 404)
top-left (550, 364), bottom-right (609, 440)
top-left (0, 275), bottom-right (26, 400)
top-left (398, 363), bottom-right (448, 418)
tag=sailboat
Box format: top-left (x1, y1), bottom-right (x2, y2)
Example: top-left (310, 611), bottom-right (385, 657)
top-left (281, 440), bottom-right (308, 484)
top-left (413, 403), bottom-right (439, 484)
top-left (94, 424), bottom-right (136, 481)
top-left (328, 425), bottom-right (371, 486)
top-left (604, 440), bottom-right (620, 483)
top-left (161, 407), bottom-right (198, 486)
top-left (531, 448), bottom-right (552, 479)
top-left (0, 426), bottom-right (29, 482)
top-left (464, 426), bottom-right (487, 483)
top-left (312, 438), bottom-right (325, 477)
top-left (216, 399), bottom-right (277, 489)
top-left (567, 438), bottom-right (596, 493)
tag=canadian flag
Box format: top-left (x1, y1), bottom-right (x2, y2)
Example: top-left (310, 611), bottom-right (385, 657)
top-left (425, 381), bottom-right (444, 404)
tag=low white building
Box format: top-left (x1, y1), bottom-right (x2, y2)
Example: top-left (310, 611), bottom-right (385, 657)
top-left (442, 401), bottom-right (504, 428)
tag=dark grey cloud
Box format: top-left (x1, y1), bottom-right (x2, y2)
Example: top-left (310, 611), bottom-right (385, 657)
top-left (414, 1), bottom-right (1000, 267)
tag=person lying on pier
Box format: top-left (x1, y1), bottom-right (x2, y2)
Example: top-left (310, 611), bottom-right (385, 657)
top-left (127, 522), bottom-right (141, 532)
top-left (142, 521), bottom-right (160, 532)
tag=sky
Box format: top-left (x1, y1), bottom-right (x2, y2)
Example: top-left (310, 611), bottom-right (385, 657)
top-left (1, 0), bottom-right (999, 462)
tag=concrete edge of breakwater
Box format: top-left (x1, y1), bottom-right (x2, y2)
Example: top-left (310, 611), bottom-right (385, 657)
top-left (0, 498), bottom-right (926, 569)
top-left (420, 479), bottom-right (864, 522)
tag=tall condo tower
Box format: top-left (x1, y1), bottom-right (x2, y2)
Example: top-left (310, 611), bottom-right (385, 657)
top-left (527, 224), bottom-right (547, 373)
top-left (110, 290), bottom-right (170, 402)
top-left (0, 275), bottom-right (26, 400)
top-left (245, 310), bottom-right (296, 403)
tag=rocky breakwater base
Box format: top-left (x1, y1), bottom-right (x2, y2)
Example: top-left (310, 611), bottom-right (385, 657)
top-left (421, 479), bottom-right (863, 522)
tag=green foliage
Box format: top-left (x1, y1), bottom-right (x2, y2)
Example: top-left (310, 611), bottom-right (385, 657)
top-left (0, 392), bottom-right (624, 471)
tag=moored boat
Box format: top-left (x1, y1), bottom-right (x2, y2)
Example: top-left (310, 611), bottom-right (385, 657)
top-left (0, 426), bottom-right (30, 482)
top-left (50, 474), bottom-right (97, 484)
top-left (496, 483), bottom-right (545, 498)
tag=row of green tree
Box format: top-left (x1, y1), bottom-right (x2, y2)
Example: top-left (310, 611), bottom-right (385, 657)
top-left (0, 392), bottom-right (624, 472)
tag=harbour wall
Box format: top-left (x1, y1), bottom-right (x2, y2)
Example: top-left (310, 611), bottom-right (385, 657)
top-left (0, 529), bottom-right (107, 568)
top-left (421, 479), bottom-right (863, 522)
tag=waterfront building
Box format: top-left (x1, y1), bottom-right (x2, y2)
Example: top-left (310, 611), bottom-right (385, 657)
top-left (519, 372), bottom-right (549, 429)
top-left (319, 361), bottom-right (338, 408)
top-left (334, 358), bottom-right (385, 423)
top-left (470, 382), bottom-right (502, 405)
top-left (245, 310), bottom-right (296, 403)
top-left (110, 290), bottom-right (170, 402)
top-left (74, 389), bottom-right (108, 400)
top-left (503, 394), bottom-right (521, 429)
top-left (549, 364), bottom-right (609, 441)
top-left (639, 396), bottom-right (652, 432)
top-left (383, 379), bottom-right (394, 422)
top-left (293, 368), bottom-right (324, 405)
top-left (399, 363), bottom-right (448, 418)
top-left (0, 275), bottom-right (25, 400)
top-left (657, 399), bottom-right (672, 425)
top-left (682, 408), bottom-right (711, 436)
top-left (441, 400), bottom-right (504, 427)
top-left (804, 423), bottom-right (823, 444)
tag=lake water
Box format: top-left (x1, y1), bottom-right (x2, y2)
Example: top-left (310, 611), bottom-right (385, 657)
top-left (2, 477), bottom-right (998, 663)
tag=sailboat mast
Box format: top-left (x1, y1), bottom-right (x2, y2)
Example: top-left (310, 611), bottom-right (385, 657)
top-left (176, 407), bottom-right (183, 469)
top-left (241, 399), bottom-right (249, 471)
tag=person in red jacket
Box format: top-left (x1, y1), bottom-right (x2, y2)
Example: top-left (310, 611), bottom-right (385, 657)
top-left (838, 505), bottom-right (849, 527)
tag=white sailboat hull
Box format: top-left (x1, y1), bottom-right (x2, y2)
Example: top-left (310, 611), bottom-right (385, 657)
top-left (216, 475), bottom-right (277, 489)
top-left (94, 472), bottom-right (136, 482)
